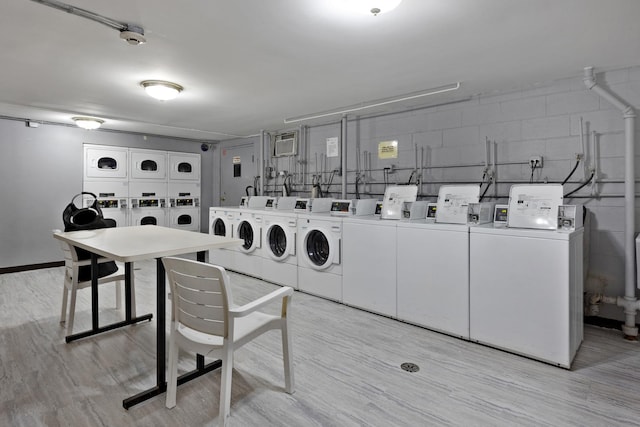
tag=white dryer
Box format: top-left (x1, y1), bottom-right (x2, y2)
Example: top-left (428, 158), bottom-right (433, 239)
top-left (208, 207), bottom-right (236, 269)
top-left (342, 215), bottom-right (397, 316)
top-left (129, 196), bottom-right (167, 226)
top-left (231, 209), bottom-right (264, 278)
top-left (84, 144), bottom-right (128, 181)
top-left (129, 148), bottom-right (168, 181)
top-left (83, 180), bottom-right (129, 227)
top-left (261, 211), bottom-right (298, 288)
top-left (297, 213), bottom-right (342, 301)
top-left (168, 185), bottom-right (200, 232)
top-left (168, 151), bottom-right (201, 182)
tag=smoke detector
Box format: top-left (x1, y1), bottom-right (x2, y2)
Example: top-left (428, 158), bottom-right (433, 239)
top-left (120, 26), bottom-right (146, 45)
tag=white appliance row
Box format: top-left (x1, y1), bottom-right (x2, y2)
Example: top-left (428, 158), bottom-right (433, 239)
top-left (84, 144), bottom-right (201, 182)
top-left (208, 192), bottom-right (583, 368)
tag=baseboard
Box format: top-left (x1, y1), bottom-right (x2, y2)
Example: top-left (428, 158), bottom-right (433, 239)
top-left (0, 261), bottom-right (64, 274)
top-left (584, 316), bottom-right (640, 330)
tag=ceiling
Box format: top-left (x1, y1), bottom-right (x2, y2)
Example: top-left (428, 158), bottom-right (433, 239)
top-left (1, 0), bottom-right (639, 141)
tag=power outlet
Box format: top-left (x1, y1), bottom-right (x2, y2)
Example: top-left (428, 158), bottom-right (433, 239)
top-left (528, 155), bottom-right (543, 168)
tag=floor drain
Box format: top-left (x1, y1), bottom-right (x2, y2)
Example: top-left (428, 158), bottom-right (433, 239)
top-left (401, 362), bottom-right (420, 372)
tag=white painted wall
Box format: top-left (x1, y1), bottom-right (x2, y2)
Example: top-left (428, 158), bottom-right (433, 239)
top-left (257, 66), bottom-right (640, 322)
top-left (0, 120), bottom-right (216, 268)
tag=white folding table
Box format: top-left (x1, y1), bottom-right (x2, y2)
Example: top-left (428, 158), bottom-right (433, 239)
top-left (53, 225), bottom-right (242, 408)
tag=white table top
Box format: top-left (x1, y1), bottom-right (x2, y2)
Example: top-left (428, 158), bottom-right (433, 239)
top-left (53, 225), bottom-right (242, 262)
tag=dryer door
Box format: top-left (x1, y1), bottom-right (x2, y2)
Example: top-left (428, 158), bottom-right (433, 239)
top-left (237, 219), bottom-right (260, 253)
top-left (266, 223), bottom-right (294, 261)
top-left (303, 227), bottom-right (338, 271)
top-left (130, 149), bottom-right (167, 180)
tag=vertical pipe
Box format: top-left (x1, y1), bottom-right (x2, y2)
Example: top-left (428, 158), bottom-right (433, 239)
top-left (584, 66), bottom-right (637, 337)
top-left (341, 115), bottom-right (347, 199)
top-left (259, 130), bottom-right (265, 196)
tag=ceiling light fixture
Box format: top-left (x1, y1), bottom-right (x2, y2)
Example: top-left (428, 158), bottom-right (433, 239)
top-left (141, 80), bottom-right (184, 101)
top-left (284, 82), bottom-right (460, 124)
top-left (72, 116), bottom-right (104, 130)
top-left (347, 0), bottom-right (403, 15)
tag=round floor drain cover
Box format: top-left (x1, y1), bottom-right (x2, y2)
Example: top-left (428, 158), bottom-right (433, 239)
top-left (401, 362), bottom-right (419, 372)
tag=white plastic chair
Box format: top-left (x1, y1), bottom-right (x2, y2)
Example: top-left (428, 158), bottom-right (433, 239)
top-left (53, 229), bottom-right (135, 334)
top-left (162, 256), bottom-right (294, 427)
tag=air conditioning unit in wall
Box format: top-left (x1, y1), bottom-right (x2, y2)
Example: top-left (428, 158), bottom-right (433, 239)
top-left (272, 131), bottom-right (298, 157)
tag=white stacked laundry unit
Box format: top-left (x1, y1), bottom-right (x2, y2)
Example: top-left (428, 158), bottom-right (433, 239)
top-left (167, 152), bottom-right (201, 232)
top-left (129, 148), bottom-right (168, 227)
top-left (82, 144), bottom-right (129, 226)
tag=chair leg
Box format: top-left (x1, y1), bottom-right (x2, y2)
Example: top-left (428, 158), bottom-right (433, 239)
top-left (165, 328), bottom-right (178, 409)
top-left (60, 285), bottom-right (69, 325)
top-left (219, 343), bottom-right (234, 427)
top-left (281, 319), bottom-right (295, 394)
top-left (66, 286), bottom-right (78, 335)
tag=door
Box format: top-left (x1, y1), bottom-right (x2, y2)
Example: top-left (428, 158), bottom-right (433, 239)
top-left (220, 143), bottom-right (256, 207)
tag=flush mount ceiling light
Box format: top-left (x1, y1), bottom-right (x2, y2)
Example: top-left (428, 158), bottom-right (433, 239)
top-left (72, 116), bottom-right (104, 130)
top-left (141, 80), bottom-right (184, 101)
top-left (346, 0), bottom-right (403, 15)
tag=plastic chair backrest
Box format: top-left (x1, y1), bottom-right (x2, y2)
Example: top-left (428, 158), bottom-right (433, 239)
top-left (163, 257), bottom-right (232, 338)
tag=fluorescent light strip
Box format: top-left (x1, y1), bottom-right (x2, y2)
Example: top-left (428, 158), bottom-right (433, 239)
top-left (284, 82), bottom-right (460, 124)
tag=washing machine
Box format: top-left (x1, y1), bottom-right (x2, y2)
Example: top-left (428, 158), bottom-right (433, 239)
top-left (209, 207), bottom-right (236, 269)
top-left (231, 208), bottom-right (264, 278)
top-left (468, 184), bottom-right (582, 368)
top-left (83, 180), bottom-right (129, 227)
top-left (342, 215), bottom-right (397, 316)
top-left (261, 210), bottom-right (298, 288)
top-left (396, 220), bottom-right (471, 339)
top-left (129, 195), bottom-right (167, 226)
top-left (297, 213), bottom-right (342, 301)
top-left (168, 151), bottom-right (201, 182)
top-left (129, 148), bottom-right (168, 181)
top-left (84, 144), bottom-right (128, 181)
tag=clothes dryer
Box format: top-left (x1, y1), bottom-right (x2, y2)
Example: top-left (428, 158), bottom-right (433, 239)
top-left (129, 148), bottom-right (167, 181)
top-left (297, 213), bottom-right (342, 301)
top-left (342, 215), bottom-right (397, 316)
top-left (129, 196), bottom-right (167, 226)
top-left (84, 144), bottom-right (128, 181)
top-left (209, 207), bottom-right (236, 269)
top-left (168, 186), bottom-right (200, 232)
top-left (168, 151), bottom-right (200, 182)
top-left (261, 210), bottom-right (298, 288)
top-left (83, 180), bottom-right (129, 227)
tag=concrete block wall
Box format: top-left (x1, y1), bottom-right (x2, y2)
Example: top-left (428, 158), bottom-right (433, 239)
top-left (261, 65), bottom-right (640, 321)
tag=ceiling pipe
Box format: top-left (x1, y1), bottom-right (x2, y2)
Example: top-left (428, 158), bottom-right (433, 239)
top-left (583, 66), bottom-right (638, 339)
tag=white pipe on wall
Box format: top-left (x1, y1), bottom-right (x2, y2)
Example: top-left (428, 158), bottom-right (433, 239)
top-left (259, 130), bottom-right (265, 196)
top-left (583, 66), bottom-right (638, 338)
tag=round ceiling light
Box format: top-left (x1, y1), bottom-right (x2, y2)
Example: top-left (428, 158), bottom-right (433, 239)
top-left (72, 117), bottom-right (104, 130)
top-left (347, 0), bottom-right (402, 15)
top-left (141, 80), bottom-right (184, 101)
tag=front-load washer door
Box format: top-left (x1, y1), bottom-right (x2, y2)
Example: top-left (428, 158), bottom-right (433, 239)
top-left (237, 219), bottom-right (260, 253)
top-left (266, 223), bottom-right (294, 261)
top-left (211, 216), bottom-right (231, 238)
top-left (303, 228), bottom-right (338, 271)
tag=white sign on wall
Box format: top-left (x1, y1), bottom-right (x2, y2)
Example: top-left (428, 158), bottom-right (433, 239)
top-left (326, 137), bottom-right (339, 158)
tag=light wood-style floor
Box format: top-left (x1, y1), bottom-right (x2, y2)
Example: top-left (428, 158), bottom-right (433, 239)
top-left (1, 259), bottom-right (640, 427)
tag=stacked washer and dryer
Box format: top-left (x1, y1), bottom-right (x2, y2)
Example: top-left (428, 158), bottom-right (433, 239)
top-left (82, 144), bottom-right (201, 230)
